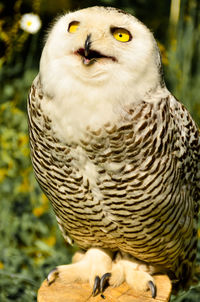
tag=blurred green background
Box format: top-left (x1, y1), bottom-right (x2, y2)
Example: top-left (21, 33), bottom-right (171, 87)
top-left (0, 0), bottom-right (199, 301)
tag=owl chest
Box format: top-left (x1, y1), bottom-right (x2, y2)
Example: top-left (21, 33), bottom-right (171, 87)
top-left (30, 98), bottom-right (192, 258)
top-left (30, 93), bottom-right (181, 230)
top-left (32, 116), bottom-right (174, 217)
top-left (34, 127), bottom-right (185, 258)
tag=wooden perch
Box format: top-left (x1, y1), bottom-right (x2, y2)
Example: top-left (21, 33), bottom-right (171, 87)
top-left (38, 274), bottom-right (172, 302)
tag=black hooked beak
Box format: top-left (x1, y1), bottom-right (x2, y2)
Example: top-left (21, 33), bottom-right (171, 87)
top-left (75, 33), bottom-right (117, 65)
top-left (84, 34), bottom-right (92, 57)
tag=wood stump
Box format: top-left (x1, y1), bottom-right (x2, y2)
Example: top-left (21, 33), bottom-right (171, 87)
top-left (38, 274), bottom-right (172, 302)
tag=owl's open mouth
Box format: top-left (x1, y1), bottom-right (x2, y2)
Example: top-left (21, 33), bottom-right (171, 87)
top-left (75, 48), bottom-right (117, 65)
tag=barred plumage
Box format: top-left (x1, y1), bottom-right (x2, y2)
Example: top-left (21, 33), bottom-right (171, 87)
top-left (28, 6), bottom-right (199, 295)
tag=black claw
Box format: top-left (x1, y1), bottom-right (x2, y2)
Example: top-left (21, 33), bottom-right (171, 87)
top-left (92, 276), bottom-right (100, 296)
top-left (148, 280), bottom-right (157, 298)
top-left (100, 273), bottom-right (111, 293)
top-left (47, 267), bottom-right (59, 286)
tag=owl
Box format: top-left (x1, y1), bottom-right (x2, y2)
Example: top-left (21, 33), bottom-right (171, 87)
top-left (28, 6), bottom-right (200, 298)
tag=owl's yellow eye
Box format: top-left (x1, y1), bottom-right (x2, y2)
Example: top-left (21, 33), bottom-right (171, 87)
top-left (111, 28), bottom-right (132, 42)
top-left (68, 21), bottom-right (80, 33)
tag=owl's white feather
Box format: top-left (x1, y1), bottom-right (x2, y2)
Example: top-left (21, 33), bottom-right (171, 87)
top-left (39, 6), bottom-right (168, 143)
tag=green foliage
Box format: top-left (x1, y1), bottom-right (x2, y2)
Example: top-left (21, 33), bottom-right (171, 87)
top-left (165, 0), bottom-right (200, 126)
top-left (0, 0), bottom-right (199, 301)
top-left (0, 99), bottom-right (74, 301)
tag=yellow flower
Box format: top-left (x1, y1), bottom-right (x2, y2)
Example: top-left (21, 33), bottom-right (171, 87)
top-left (41, 193), bottom-right (49, 205)
top-left (43, 236), bottom-right (56, 247)
top-left (18, 134), bottom-right (28, 147)
top-left (33, 206), bottom-right (45, 217)
top-left (0, 262), bottom-right (4, 269)
top-left (17, 167), bottom-right (32, 193)
top-left (18, 178), bottom-right (30, 193)
top-left (0, 168), bottom-right (7, 182)
top-left (18, 134), bottom-right (29, 157)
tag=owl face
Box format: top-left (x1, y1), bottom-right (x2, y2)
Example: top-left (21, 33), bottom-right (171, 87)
top-left (40, 6), bottom-right (162, 100)
top-left (38, 6), bottom-right (168, 145)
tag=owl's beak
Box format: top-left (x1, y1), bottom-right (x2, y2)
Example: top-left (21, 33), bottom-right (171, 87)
top-left (82, 34), bottom-right (95, 65)
top-left (74, 34), bottom-right (117, 66)
top-left (84, 34), bottom-right (92, 57)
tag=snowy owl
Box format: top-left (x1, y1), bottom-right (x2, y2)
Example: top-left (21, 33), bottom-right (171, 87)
top-left (28, 6), bottom-right (200, 298)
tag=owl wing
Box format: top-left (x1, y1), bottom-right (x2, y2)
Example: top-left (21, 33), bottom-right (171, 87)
top-left (169, 97), bottom-right (200, 208)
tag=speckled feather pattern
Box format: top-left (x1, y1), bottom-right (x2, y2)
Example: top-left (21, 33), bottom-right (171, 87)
top-left (28, 76), bottom-right (199, 289)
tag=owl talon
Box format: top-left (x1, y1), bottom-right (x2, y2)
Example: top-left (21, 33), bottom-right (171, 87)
top-left (92, 275), bottom-right (101, 296)
top-left (100, 273), bottom-right (111, 292)
top-left (47, 267), bottom-right (59, 286)
top-left (148, 280), bottom-right (157, 298)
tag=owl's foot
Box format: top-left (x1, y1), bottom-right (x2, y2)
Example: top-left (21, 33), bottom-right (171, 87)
top-left (47, 248), bottom-right (113, 295)
top-left (47, 250), bottom-right (85, 285)
top-left (109, 254), bottom-right (157, 298)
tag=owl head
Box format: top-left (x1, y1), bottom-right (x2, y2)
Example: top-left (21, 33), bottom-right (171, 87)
top-left (40, 6), bottom-right (165, 106)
